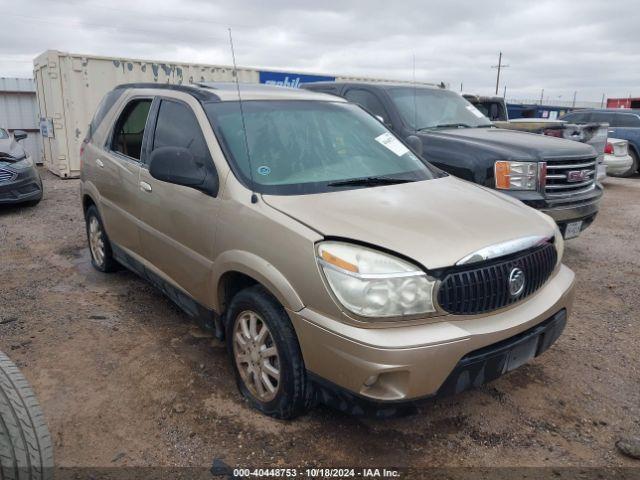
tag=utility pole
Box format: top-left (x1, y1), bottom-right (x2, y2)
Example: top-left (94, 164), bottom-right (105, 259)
top-left (460, 82), bottom-right (463, 92)
top-left (503, 85), bottom-right (507, 99)
top-left (491, 52), bottom-right (509, 95)
top-left (572, 91), bottom-right (577, 108)
top-left (600, 93), bottom-right (605, 108)
top-left (539, 88), bottom-right (544, 105)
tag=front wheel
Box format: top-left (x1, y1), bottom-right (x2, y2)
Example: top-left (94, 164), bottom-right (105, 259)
top-left (226, 285), bottom-right (313, 419)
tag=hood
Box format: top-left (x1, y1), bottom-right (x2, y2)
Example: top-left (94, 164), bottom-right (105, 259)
top-left (420, 127), bottom-right (596, 161)
top-left (263, 176), bottom-right (556, 270)
top-left (0, 137), bottom-right (26, 162)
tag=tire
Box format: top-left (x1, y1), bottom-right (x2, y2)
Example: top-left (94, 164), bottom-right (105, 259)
top-left (225, 285), bottom-right (313, 419)
top-left (621, 149), bottom-right (639, 178)
top-left (0, 351), bottom-right (53, 480)
top-left (85, 205), bottom-right (119, 273)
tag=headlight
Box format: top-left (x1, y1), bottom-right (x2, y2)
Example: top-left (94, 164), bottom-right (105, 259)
top-left (495, 161), bottom-right (545, 191)
top-left (316, 241), bottom-right (436, 318)
top-left (12, 155), bottom-right (33, 169)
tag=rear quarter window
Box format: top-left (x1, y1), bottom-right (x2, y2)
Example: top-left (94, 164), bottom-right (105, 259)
top-left (87, 89), bottom-right (124, 140)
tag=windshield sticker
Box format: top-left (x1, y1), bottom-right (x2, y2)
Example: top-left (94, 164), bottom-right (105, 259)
top-left (257, 165), bottom-right (271, 176)
top-left (466, 105), bottom-right (486, 119)
top-left (374, 132), bottom-right (409, 157)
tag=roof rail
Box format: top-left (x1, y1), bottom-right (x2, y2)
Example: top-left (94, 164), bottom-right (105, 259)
top-left (113, 82), bottom-right (220, 102)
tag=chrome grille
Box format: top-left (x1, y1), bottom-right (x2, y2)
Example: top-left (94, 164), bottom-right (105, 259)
top-left (544, 155), bottom-right (597, 198)
top-left (0, 168), bottom-right (16, 183)
top-left (437, 243), bottom-right (557, 315)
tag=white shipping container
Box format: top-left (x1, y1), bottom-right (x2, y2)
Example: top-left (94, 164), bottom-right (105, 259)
top-left (34, 50), bottom-right (431, 178)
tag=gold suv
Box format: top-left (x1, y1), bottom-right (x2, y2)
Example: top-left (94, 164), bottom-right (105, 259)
top-left (80, 83), bottom-right (575, 418)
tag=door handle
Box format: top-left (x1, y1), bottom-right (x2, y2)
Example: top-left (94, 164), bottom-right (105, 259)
top-left (608, 130), bottom-right (614, 134)
top-left (139, 181), bottom-right (152, 193)
top-left (96, 158), bottom-right (104, 168)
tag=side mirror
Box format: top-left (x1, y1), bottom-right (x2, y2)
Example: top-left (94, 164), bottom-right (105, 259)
top-left (405, 135), bottom-right (424, 157)
top-left (149, 146), bottom-right (218, 196)
top-left (13, 130), bottom-right (27, 142)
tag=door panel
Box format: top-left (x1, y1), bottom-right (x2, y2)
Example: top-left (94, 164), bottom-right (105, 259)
top-left (136, 98), bottom-right (219, 305)
top-left (97, 98), bottom-right (153, 255)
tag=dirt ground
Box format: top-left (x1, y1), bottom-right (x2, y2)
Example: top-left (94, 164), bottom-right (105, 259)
top-left (0, 169), bottom-right (638, 470)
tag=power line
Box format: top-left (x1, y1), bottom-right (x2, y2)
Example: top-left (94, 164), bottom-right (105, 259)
top-left (491, 51), bottom-right (509, 95)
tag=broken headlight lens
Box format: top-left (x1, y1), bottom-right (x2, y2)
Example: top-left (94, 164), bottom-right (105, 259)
top-left (316, 241), bottom-right (436, 318)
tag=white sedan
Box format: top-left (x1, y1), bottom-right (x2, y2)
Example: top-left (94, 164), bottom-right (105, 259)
top-left (604, 138), bottom-right (634, 177)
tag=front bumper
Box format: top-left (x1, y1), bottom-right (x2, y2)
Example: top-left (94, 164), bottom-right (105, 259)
top-left (289, 264), bottom-right (575, 405)
top-left (0, 165), bottom-right (43, 204)
top-left (508, 185), bottom-right (602, 231)
top-left (604, 154), bottom-right (633, 176)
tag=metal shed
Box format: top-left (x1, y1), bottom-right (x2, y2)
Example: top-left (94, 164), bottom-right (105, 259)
top-left (0, 77), bottom-right (42, 164)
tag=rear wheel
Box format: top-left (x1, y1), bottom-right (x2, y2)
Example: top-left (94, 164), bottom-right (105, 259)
top-left (85, 205), bottom-right (118, 273)
top-left (226, 285), bottom-right (313, 419)
top-left (621, 149), bottom-right (639, 177)
top-left (0, 351), bottom-right (53, 480)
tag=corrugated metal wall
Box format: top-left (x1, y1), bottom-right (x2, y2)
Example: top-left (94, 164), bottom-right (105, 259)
top-left (0, 77), bottom-right (43, 164)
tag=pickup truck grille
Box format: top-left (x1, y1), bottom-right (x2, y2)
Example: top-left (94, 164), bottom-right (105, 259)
top-left (437, 243), bottom-right (557, 315)
top-left (544, 155), bottom-right (597, 198)
top-left (0, 168), bottom-right (16, 183)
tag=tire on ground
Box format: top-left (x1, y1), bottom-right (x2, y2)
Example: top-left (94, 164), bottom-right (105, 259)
top-left (0, 351), bottom-right (53, 480)
top-left (225, 284), bottom-right (314, 419)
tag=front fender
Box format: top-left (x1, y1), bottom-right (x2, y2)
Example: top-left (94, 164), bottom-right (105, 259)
top-left (211, 250), bottom-right (304, 313)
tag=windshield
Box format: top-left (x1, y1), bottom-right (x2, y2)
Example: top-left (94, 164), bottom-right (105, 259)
top-left (205, 100), bottom-right (438, 195)
top-left (0, 129), bottom-right (8, 139)
top-left (387, 88), bottom-right (493, 130)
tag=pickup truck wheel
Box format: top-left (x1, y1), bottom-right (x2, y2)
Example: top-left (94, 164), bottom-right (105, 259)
top-left (226, 285), bottom-right (313, 419)
top-left (85, 205), bottom-right (118, 273)
top-left (0, 350), bottom-right (53, 480)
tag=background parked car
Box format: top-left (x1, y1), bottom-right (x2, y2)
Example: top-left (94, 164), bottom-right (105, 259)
top-left (561, 109), bottom-right (640, 176)
top-left (603, 138), bottom-right (634, 177)
top-left (0, 128), bottom-right (43, 206)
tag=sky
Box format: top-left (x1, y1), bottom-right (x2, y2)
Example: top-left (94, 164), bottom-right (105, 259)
top-left (2, 0), bottom-right (639, 103)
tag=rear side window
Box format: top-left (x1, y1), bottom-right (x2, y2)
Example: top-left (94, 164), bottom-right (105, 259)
top-left (562, 112), bottom-right (590, 123)
top-left (111, 99), bottom-right (152, 160)
top-left (590, 112), bottom-right (613, 124)
top-left (152, 99), bottom-right (213, 168)
top-left (344, 89), bottom-right (390, 124)
top-left (88, 89), bottom-right (124, 140)
top-left (611, 113), bottom-right (640, 128)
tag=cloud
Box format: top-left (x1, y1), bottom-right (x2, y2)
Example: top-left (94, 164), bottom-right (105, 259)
top-left (1, 0), bottom-right (638, 102)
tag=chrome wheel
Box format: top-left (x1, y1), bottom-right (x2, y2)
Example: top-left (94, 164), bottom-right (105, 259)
top-left (232, 310), bottom-right (281, 402)
top-left (88, 216), bottom-right (105, 267)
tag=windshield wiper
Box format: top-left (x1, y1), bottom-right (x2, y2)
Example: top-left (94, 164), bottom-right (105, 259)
top-left (422, 123), bottom-right (472, 130)
top-left (327, 176), bottom-right (415, 187)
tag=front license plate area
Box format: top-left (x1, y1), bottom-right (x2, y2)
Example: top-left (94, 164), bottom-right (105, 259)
top-left (505, 337), bottom-right (538, 372)
top-left (564, 220), bottom-right (582, 239)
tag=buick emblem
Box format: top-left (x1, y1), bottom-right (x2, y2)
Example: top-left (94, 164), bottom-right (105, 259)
top-left (508, 267), bottom-right (526, 297)
top-left (566, 170), bottom-right (590, 183)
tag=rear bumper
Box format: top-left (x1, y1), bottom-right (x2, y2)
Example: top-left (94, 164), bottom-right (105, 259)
top-left (289, 264), bottom-right (575, 406)
top-left (604, 154), bottom-right (633, 176)
top-left (0, 166), bottom-right (42, 205)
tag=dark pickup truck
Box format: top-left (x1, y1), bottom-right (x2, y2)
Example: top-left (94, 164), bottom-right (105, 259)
top-left (302, 82), bottom-right (603, 239)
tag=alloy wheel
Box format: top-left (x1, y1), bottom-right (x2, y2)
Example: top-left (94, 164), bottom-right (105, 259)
top-left (88, 216), bottom-right (105, 267)
top-left (232, 310), bottom-right (281, 402)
